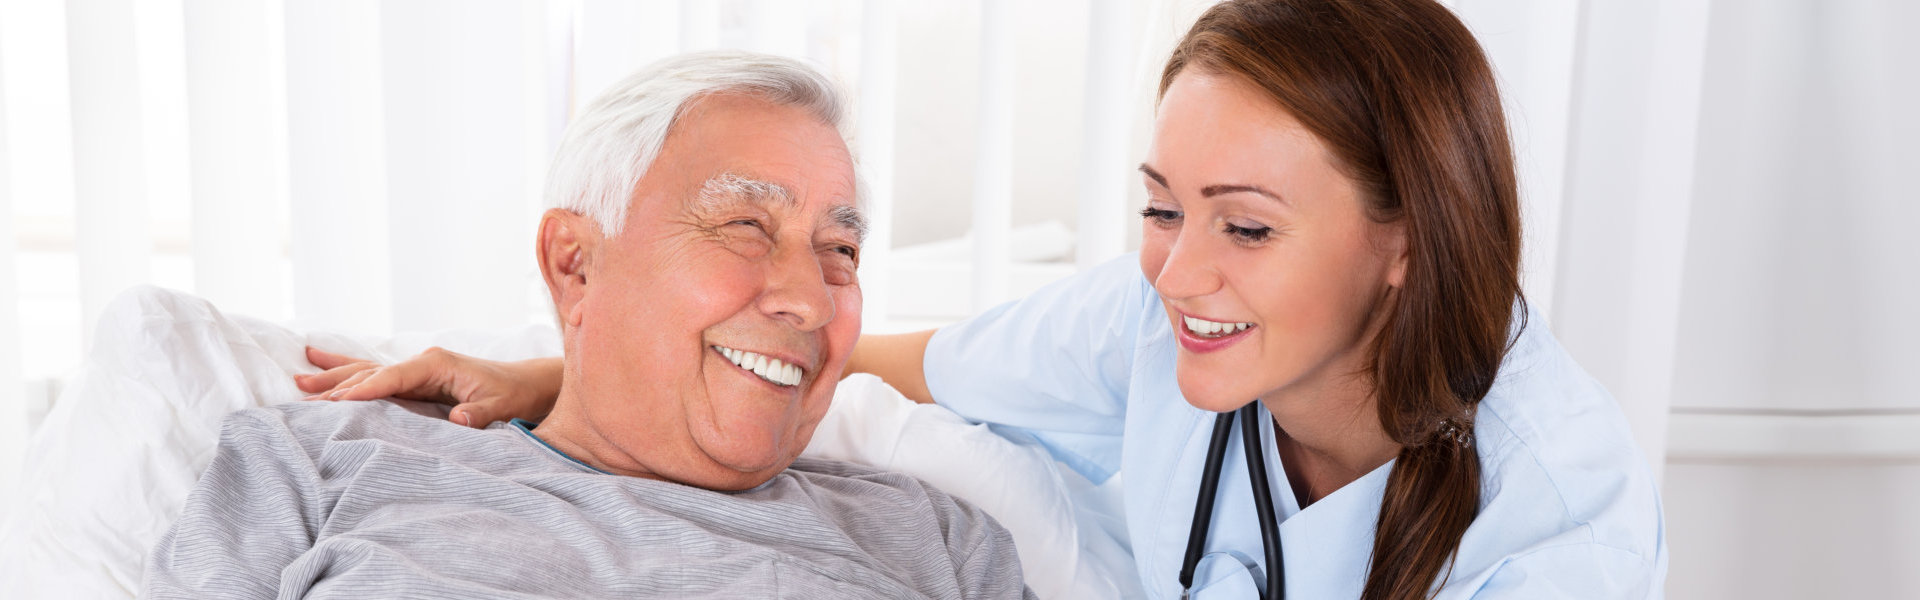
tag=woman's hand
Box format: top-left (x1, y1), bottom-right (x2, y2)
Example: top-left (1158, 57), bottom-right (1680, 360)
top-left (294, 346), bottom-right (564, 428)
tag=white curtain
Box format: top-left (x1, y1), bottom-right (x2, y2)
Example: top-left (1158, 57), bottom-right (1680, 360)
top-left (1674, 0), bottom-right (1918, 417)
top-left (1658, 1), bottom-right (1920, 598)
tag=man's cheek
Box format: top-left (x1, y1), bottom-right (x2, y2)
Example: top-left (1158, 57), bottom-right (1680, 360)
top-left (832, 285), bottom-right (863, 337)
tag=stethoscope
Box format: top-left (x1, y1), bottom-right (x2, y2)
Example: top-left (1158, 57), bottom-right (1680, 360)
top-left (1178, 403), bottom-right (1284, 600)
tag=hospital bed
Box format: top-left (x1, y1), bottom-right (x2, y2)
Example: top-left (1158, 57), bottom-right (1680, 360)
top-left (0, 286), bottom-right (1141, 599)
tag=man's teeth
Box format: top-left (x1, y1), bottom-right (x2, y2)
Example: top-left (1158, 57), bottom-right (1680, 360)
top-left (712, 345), bottom-right (803, 387)
top-left (1183, 316), bottom-right (1253, 338)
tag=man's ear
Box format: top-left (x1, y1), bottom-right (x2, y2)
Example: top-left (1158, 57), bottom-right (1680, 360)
top-left (537, 209), bottom-right (597, 329)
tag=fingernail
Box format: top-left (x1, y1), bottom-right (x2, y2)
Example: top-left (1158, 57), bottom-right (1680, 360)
top-left (453, 410), bottom-right (470, 427)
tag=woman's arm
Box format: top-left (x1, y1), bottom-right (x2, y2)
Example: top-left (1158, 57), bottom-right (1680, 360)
top-left (299, 327), bottom-right (944, 420)
top-left (845, 330), bottom-right (939, 404)
top-left (298, 328), bottom-right (943, 422)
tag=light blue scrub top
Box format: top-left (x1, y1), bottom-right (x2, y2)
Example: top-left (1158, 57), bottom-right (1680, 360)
top-left (925, 255), bottom-right (1668, 599)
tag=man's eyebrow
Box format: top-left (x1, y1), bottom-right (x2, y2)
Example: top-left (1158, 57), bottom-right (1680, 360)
top-left (692, 171), bottom-right (794, 211)
top-left (1138, 164), bottom-right (1289, 206)
top-left (695, 171), bottom-right (866, 242)
top-left (829, 205), bottom-right (869, 243)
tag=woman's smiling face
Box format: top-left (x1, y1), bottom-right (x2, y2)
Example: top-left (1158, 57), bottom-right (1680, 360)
top-left (1139, 69), bottom-right (1407, 413)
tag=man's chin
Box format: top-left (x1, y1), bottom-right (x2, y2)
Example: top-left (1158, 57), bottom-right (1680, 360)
top-left (679, 429), bottom-right (805, 487)
top-left (666, 455), bottom-right (794, 492)
top-left (683, 373), bottom-right (828, 488)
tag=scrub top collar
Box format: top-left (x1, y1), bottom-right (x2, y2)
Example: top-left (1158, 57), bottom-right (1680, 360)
top-left (1258, 402), bottom-right (1398, 598)
top-left (1265, 401), bottom-right (1400, 513)
top-left (1134, 334), bottom-right (1394, 599)
top-left (1264, 399), bottom-right (1396, 599)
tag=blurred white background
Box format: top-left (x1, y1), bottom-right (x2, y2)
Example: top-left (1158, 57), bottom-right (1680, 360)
top-left (1, 0), bottom-right (1915, 597)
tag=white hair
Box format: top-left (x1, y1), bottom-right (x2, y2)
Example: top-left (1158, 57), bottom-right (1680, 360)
top-left (545, 50), bottom-right (853, 237)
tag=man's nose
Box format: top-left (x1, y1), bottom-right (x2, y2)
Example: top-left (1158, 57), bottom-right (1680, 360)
top-left (1153, 231), bottom-right (1225, 301)
top-left (758, 242), bottom-right (836, 332)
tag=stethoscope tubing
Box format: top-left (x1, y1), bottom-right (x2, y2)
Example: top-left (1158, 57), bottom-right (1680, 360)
top-left (1240, 403), bottom-right (1284, 599)
top-left (1179, 412), bottom-right (1237, 591)
top-left (1178, 404), bottom-right (1286, 600)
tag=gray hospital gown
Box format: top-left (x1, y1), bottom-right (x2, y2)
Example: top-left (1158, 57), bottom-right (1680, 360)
top-left (143, 399), bottom-right (1033, 599)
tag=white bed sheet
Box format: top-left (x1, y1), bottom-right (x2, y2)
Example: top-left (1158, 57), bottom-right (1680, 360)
top-left (0, 286), bottom-right (1138, 599)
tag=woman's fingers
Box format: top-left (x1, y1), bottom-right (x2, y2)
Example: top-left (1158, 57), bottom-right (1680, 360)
top-left (332, 351), bottom-right (461, 404)
top-left (448, 402), bottom-right (492, 429)
top-left (304, 346), bottom-right (364, 370)
top-left (448, 379), bottom-right (556, 429)
top-left (296, 360), bottom-right (378, 394)
top-left (296, 345), bottom-right (533, 429)
top-left (319, 368), bottom-right (381, 400)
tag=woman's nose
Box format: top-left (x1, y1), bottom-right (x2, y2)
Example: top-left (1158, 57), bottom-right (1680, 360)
top-left (1152, 234), bottom-right (1224, 301)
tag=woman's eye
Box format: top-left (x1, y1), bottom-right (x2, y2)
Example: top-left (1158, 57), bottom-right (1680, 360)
top-left (1139, 207), bottom-right (1182, 225)
top-left (728, 218), bottom-right (763, 229)
top-left (1224, 223), bottom-right (1272, 243)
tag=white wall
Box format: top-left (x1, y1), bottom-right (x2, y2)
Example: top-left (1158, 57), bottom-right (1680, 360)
top-left (1666, 462), bottom-right (1920, 598)
top-left (892, 0), bottom-right (1087, 246)
top-left (0, 5), bottom-right (21, 516)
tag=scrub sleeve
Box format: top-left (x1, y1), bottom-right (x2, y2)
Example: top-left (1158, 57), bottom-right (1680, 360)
top-left (922, 256), bottom-right (1155, 484)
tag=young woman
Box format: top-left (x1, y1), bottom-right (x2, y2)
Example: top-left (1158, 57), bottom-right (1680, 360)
top-left (300, 1), bottom-right (1665, 597)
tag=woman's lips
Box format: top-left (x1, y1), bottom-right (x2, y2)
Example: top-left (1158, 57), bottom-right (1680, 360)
top-left (1173, 313), bottom-right (1256, 354)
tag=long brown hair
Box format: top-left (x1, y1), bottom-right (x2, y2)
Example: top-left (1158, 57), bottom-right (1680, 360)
top-left (1160, 1), bottom-right (1523, 598)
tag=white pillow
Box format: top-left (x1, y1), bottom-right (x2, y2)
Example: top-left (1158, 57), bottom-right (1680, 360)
top-left (805, 374), bottom-right (1089, 598)
top-left (0, 286), bottom-right (1131, 599)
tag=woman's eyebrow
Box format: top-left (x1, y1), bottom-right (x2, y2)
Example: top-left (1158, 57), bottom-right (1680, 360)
top-left (1139, 164), bottom-right (1290, 206)
top-left (1201, 184), bottom-right (1289, 206)
top-left (1138, 164), bottom-right (1170, 188)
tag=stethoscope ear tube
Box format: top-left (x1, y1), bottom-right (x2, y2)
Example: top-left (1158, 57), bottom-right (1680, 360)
top-left (1179, 412), bottom-right (1238, 595)
top-left (1240, 403), bottom-right (1284, 600)
top-left (1177, 404), bottom-right (1286, 600)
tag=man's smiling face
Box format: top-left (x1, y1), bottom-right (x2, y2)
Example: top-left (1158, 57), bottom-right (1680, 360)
top-left (556, 93), bottom-right (864, 491)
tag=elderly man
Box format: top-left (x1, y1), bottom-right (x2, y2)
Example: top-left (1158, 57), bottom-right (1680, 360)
top-left (143, 51), bottom-right (1032, 599)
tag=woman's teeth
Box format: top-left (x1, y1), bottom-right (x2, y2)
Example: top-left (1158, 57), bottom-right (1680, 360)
top-left (712, 345), bottom-right (803, 387)
top-left (1183, 316), bottom-right (1252, 338)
